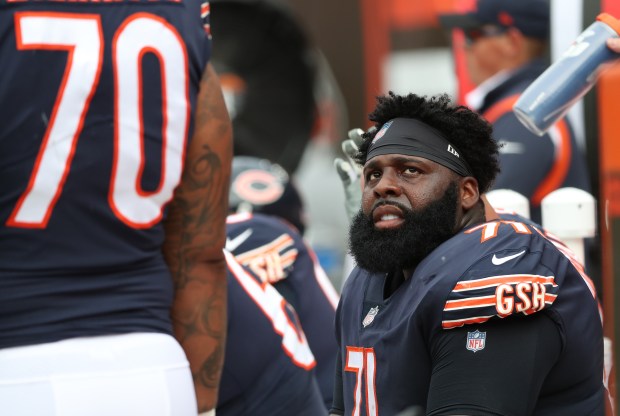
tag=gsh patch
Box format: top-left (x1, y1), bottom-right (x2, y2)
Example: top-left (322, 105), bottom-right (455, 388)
top-left (362, 306), bottom-right (380, 327)
top-left (466, 330), bottom-right (486, 352)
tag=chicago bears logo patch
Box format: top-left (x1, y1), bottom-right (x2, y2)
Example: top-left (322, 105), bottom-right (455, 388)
top-left (466, 330), bottom-right (486, 352)
top-left (232, 169), bottom-right (285, 206)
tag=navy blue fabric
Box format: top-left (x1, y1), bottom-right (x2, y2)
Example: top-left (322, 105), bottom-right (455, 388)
top-left (226, 213), bottom-right (338, 409)
top-left (0, 0), bottom-right (210, 348)
top-left (334, 219), bottom-right (607, 415)
top-left (218, 261), bottom-right (326, 416)
top-left (481, 59), bottom-right (591, 224)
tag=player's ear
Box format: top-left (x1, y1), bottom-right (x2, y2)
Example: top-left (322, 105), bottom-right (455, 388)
top-left (504, 27), bottom-right (526, 59)
top-left (459, 176), bottom-right (480, 211)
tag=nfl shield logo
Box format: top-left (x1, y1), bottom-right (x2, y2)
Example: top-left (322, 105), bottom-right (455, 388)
top-left (371, 120), bottom-right (393, 144)
top-left (362, 306), bottom-right (380, 327)
top-left (466, 330), bottom-right (486, 352)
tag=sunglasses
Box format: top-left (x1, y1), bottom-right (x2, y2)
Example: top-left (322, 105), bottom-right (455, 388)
top-left (463, 26), bottom-right (508, 45)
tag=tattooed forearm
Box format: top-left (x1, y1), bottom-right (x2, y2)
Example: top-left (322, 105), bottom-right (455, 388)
top-left (190, 145), bottom-right (226, 243)
top-left (170, 254), bottom-right (227, 337)
top-left (163, 63), bottom-right (232, 413)
top-left (196, 321), bottom-right (226, 389)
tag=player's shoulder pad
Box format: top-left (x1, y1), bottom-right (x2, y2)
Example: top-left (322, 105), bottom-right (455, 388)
top-left (227, 213), bottom-right (300, 284)
top-left (441, 220), bottom-right (560, 330)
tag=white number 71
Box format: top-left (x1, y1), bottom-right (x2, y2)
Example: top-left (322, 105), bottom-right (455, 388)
top-left (346, 346), bottom-right (378, 416)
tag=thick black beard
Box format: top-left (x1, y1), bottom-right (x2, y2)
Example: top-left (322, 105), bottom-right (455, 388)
top-left (348, 182), bottom-right (459, 273)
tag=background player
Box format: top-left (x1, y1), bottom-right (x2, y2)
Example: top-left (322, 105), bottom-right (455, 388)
top-left (330, 92), bottom-right (608, 415)
top-left (219, 250), bottom-right (327, 415)
top-left (0, 1), bottom-right (232, 414)
top-left (226, 156), bottom-right (340, 408)
top-left (438, 0), bottom-right (592, 225)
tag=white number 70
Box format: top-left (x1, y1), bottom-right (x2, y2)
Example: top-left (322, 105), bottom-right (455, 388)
top-left (8, 12), bottom-right (189, 229)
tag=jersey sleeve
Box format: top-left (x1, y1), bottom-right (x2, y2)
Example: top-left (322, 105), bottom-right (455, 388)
top-left (441, 222), bottom-right (563, 330)
top-left (227, 213), bottom-right (339, 409)
top-left (427, 313), bottom-right (561, 416)
top-left (200, 1), bottom-right (211, 38)
top-left (227, 213), bottom-right (339, 309)
top-left (227, 214), bottom-right (300, 284)
top-left (491, 113), bottom-right (555, 199)
top-left (199, 1), bottom-right (212, 62)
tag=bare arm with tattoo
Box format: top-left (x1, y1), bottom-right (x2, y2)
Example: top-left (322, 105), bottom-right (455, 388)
top-left (163, 63), bottom-right (233, 413)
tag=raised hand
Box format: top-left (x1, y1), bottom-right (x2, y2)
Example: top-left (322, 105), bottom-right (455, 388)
top-left (334, 128), bottom-right (365, 222)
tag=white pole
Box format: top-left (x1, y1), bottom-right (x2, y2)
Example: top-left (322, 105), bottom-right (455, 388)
top-left (541, 187), bottom-right (596, 265)
top-left (486, 189), bottom-right (530, 219)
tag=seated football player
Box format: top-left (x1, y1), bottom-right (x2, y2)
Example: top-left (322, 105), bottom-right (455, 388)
top-left (218, 250), bottom-right (326, 415)
top-left (330, 92), bottom-right (609, 415)
top-left (226, 156), bottom-right (340, 409)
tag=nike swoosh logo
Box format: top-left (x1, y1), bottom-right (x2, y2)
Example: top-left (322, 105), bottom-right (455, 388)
top-left (492, 250), bottom-right (526, 265)
top-left (226, 228), bottom-right (253, 251)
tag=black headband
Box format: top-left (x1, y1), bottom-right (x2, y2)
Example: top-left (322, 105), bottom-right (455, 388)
top-left (367, 118), bottom-right (473, 177)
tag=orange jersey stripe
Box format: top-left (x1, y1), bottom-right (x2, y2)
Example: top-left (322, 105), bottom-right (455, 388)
top-left (444, 295), bottom-right (496, 310)
top-left (482, 94), bottom-right (573, 208)
top-left (201, 3), bottom-right (210, 16)
top-left (483, 94), bottom-right (520, 124)
top-left (280, 250), bottom-right (298, 265)
top-left (442, 315), bottom-right (494, 329)
top-left (545, 293), bottom-right (558, 302)
top-left (453, 274), bottom-right (557, 291)
top-left (445, 293), bottom-right (557, 312)
top-left (531, 119), bottom-right (572, 206)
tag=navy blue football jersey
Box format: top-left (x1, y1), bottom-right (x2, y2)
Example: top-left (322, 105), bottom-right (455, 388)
top-left (219, 250), bottom-right (327, 416)
top-left (0, 0), bottom-right (211, 347)
top-left (335, 218), bottom-right (606, 415)
top-left (226, 212), bottom-right (340, 408)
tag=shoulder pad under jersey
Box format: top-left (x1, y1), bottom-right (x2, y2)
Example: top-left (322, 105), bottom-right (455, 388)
top-left (226, 213), bottom-right (300, 284)
top-left (440, 220), bottom-right (561, 329)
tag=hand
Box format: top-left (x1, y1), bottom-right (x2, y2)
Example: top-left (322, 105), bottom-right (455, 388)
top-left (334, 128), bottom-right (365, 222)
top-left (607, 37), bottom-right (620, 53)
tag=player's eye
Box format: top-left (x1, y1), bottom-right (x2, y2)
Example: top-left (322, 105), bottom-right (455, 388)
top-left (366, 170), bottom-right (381, 181)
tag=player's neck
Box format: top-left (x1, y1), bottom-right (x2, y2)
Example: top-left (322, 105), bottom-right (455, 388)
top-left (459, 202), bottom-right (487, 230)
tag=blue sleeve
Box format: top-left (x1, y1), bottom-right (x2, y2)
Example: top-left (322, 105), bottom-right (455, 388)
top-left (491, 113), bottom-right (555, 199)
top-left (427, 313), bottom-right (561, 416)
